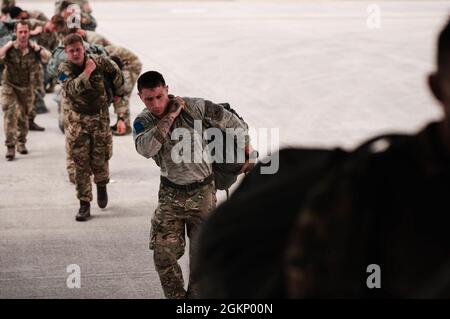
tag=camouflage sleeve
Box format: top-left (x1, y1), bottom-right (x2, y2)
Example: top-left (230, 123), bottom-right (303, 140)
top-left (46, 47), bottom-right (64, 84)
top-left (80, 13), bottom-right (97, 31)
top-left (122, 69), bottom-right (134, 94)
top-left (133, 113), bottom-right (165, 159)
top-left (54, 0), bottom-right (62, 14)
top-left (202, 100), bottom-right (250, 146)
top-left (58, 62), bottom-right (92, 98)
top-left (101, 56), bottom-right (126, 96)
top-left (39, 46), bottom-right (51, 64)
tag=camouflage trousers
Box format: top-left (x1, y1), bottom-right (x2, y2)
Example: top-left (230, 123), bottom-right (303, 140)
top-left (1, 84), bottom-right (35, 148)
top-left (63, 99), bottom-right (75, 181)
top-left (66, 109), bottom-right (113, 202)
top-left (150, 182), bottom-right (217, 299)
top-left (33, 63), bottom-right (46, 115)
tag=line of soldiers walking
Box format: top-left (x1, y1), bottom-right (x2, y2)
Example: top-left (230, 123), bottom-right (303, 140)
top-left (1, 1), bottom-right (142, 219)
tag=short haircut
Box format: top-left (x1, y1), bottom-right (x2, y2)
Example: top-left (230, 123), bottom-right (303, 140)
top-left (51, 14), bottom-right (66, 31)
top-left (137, 71), bottom-right (166, 92)
top-left (14, 20), bottom-right (30, 31)
top-left (8, 6), bottom-right (23, 19)
top-left (438, 18), bottom-right (450, 70)
top-left (60, 1), bottom-right (75, 12)
top-left (63, 33), bottom-right (83, 47)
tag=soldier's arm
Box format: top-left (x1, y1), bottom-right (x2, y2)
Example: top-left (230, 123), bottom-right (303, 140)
top-left (103, 56), bottom-right (126, 96)
top-left (133, 103), bottom-right (183, 159)
top-left (30, 42), bottom-right (51, 64)
top-left (133, 117), bottom-right (165, 159)
top-left (46, 47), bottom-right (63, 83)
top-left (0, 40), bottom-right (13, 59)
top-left (39, 46), bottom-right (51, 64)
top-left (80, 12), bottom-right (97, 31)
top-left (58, 63), bottom-right (92, 97)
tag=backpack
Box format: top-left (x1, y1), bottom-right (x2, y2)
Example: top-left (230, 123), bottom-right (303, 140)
top-left (180, 101), bottom-right (251, 193)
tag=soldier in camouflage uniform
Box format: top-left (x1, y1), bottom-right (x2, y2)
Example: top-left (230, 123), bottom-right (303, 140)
top-left (0, 20), bottom-right (50, 160)
top-left (105, 45), bottom-right (142, 135)
top-left (8, 6), bottom-right (48, 22)
top-left (133, 71), bottom-right (253, 299)
top-left (59, 34), bottom-right (125, 221)
top-left (47, 40), bottom-right (108, 183)
top-left (1, 0), bottom-right (14, 12)
top-left (80, 29), bottom-right (111, 47)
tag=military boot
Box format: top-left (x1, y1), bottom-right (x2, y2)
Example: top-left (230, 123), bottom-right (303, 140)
top-left (76, 201), bottom-right (91, 222)
top-left (29, 120), bottom-right (45, 131)
top-left (17, 144), bottom-right (28, 155)
top-left (5, 146), bottom-right (15, 161)
top-left (97, 185), bottom-right (108, 209)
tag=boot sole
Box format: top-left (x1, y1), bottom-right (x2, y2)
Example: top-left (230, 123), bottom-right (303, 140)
top-left (98, 201), bottom-right (108, 209)
top-left (75, 215), bottom-right (90, 222)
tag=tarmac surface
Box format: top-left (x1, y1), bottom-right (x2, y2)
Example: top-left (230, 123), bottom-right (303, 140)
top-left (0, 0), bottom-right (449, 298)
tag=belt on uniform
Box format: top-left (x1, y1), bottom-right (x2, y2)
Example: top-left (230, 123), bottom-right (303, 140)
top-left (160, 175), bottom-right (214, 192)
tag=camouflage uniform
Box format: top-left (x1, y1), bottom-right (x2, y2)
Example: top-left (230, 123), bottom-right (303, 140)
top-left (85, 31), bottom-right (110, 47)
top-left (31, 27), bottom-right (58, 114)
top-left (151, 183), bottom-right (217, 298)
top-left (59, 54), bottom-right (124, 201)
top-left (28, 10), bottom-right (49, 22)
top-left (55, 0), bottom-right (90, 14)
top-left (47, 42), bottom-right (108, 87)
top-left (1, 43), bottom-right (49, 148)
top-left (1, 0), bottom-right (14, 11)
top-left (48, 42), bottom-right (108, 181)
top-left (105, 45), bottom-right (142, 132)
top-left (36, 29), bottom-right (59, 52)
top-left (62, 95), bottom-right (75, 181)
top-left (133, 97), bottom-right (250, 299)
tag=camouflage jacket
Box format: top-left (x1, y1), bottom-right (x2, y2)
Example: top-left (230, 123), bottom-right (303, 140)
top-left (133, 97), bottom-right (249, 185)
top-left (35, 31), bottom-right (58, 52)
top-left (55, 0), bottom-right (90, 15)
top-left (1, 0), bottom-right (14, 11)
top-left (2, 42), bottom-right (49, 88)
top-left (105, 45), bottom-right (142, 76)
top-left (46, 41), bottom-right (107, 85)
top-left (85, 31), bottom-right (110, 47)
top-left (59, 54), bottom-right (125, 115)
